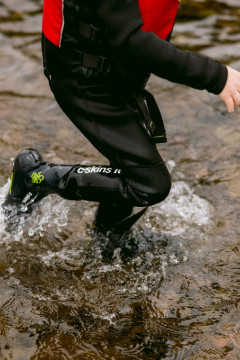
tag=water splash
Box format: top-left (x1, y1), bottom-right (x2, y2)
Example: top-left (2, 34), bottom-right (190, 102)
top-left (1, 178), bottom-right (214, 256)
top-left (144, 181), bottom-right (215, 238)
top-left (26, 196), bottom-right (70, 237)
top-left (0, 181), bottom-right (70, 246)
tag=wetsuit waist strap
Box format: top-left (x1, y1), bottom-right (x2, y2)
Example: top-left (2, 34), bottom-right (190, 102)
top-left (77, 22), bottom-right (110, 73)
top-left (79, 22), bottom-right (102, 42)
top-left (79, 52), bottom-right (111, 73)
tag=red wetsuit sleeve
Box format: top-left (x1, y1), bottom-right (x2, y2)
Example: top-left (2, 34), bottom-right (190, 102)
top-left (95, 0), bottom-right (227, 95)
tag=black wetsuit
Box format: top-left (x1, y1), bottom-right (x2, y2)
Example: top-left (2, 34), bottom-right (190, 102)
top-left (41, 0), bottom-right (227, 228)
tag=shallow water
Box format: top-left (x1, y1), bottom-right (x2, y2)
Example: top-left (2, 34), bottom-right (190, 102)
top-left (0, 0), bottom-right (240, 359)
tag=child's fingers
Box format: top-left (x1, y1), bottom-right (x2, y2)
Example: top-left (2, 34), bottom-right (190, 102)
top-left (225, 96), bottom-right (235, 113)
top-left (233, 91), bottom-right (240, 107)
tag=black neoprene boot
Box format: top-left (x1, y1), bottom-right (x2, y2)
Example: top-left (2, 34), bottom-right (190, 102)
top-left (2, 149), bottom-right (73, 217)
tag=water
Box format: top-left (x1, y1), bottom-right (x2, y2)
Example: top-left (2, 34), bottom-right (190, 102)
top-left (0, 0), bottom-right (240, 359)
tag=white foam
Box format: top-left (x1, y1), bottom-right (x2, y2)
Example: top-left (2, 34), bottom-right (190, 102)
top-left (39, 248), bottom-right (82, 266)
top-left (166, 159), bottom-right (176, 172)
top-left (27, 196), bottom-right (70, 237)
top-left (0, 180), bottom-right (20, 244)
top-left (144, 181), bottom-right (214, 237)
top-left (0, 181), bottom-right (70, 245)
top-left (98, 264), bottom-right (123, 273)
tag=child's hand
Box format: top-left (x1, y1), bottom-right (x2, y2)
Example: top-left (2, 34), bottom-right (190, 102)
top-left (218, 66), bottom-right (240, 112)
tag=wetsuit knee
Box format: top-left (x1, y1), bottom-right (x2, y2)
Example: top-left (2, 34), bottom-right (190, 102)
top-left (126, 161), bottom-right (172, 207)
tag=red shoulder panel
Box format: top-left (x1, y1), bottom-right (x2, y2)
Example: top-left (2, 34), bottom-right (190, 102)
top-left (138, 0), bottom-right (180, 40)
top-left (42, 0), bottom-right (64, 47)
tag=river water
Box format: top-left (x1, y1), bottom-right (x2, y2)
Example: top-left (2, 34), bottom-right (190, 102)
top-left (0, 0), bottom-right (240, 359)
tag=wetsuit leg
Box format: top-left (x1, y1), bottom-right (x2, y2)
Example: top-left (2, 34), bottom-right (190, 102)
top-left (48, 72), bottom-right (171, 223)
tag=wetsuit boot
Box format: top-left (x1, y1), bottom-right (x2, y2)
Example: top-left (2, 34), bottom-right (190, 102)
top-left (102, 206), bottom-right (147, 259)
top-left (2, 149), bottom-right (73, 226)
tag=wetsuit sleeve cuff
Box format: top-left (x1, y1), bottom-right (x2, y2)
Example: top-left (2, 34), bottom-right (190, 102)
top-left (207, 63), bottom-right (228, 95)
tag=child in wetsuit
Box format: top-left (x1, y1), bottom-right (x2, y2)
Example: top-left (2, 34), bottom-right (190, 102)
top-left (3, 0), bottom-right (240, 248)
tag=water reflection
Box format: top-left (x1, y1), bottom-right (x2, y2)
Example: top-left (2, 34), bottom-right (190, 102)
top-left (0, 0), bottom-right (240, 359)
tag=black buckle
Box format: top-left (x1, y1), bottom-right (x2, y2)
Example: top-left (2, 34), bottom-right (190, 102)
top-left (79, 52), bottom-right (111, 73)
top-left (89, 24), bottom-right (99, 42)
top-left (98, 56), bottom-right (110, 73)
top-left (79, 22), bottom-right (100, 42)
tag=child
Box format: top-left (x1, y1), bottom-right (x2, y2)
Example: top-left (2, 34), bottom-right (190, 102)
top-left (3, 0), bottom-right (240, 246)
